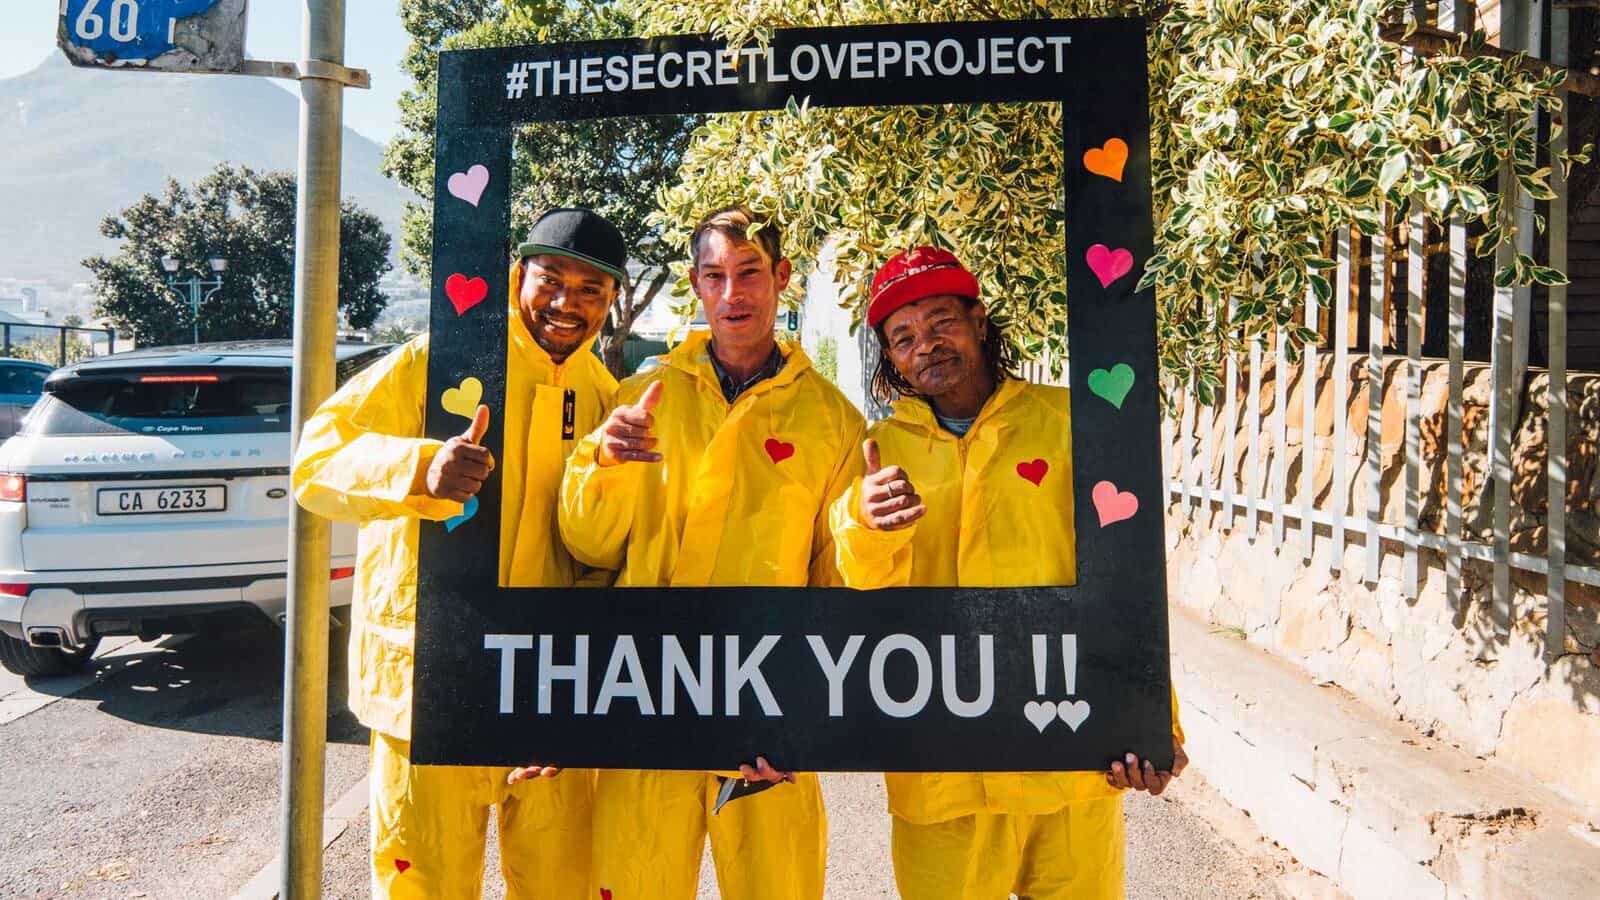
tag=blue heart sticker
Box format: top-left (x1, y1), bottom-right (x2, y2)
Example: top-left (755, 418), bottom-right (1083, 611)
top-left (445, 496), bottom-right (479, 533)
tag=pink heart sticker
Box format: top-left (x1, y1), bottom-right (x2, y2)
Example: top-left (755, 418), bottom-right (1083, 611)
top-left (1085, 244), bottom-right (1135, 289)
top-left (394, 859), bottom-right (411, 874)
top-left (447, 164), bottom-right (489, 207)
top-left (1091, 480), bottom-right (1138, 527)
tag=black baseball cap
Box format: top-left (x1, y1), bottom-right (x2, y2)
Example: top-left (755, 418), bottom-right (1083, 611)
top-left (516, 208), bottom-right (627, 284)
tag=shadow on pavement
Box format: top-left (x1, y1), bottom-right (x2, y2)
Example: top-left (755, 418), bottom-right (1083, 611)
top-left (44, 625), bottom-right (365, 744)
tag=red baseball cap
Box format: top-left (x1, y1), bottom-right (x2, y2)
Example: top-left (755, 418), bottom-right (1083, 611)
top-left (867, 246), bottom-right (981, 328)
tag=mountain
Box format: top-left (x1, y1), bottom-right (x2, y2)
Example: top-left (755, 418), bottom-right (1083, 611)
top-left (0, 53), bottom-right (411, 286)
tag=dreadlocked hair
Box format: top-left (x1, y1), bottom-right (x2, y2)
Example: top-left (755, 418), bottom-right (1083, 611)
top-left (870, 298), bottom-right (1021, 405)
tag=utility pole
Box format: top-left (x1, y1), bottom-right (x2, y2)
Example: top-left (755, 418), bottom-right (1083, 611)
top-left (57, 3), bottom-right (367, 892)
top-left (280, 0), bottom-right (347, 895)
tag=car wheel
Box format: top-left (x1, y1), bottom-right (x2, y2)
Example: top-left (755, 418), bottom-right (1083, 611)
top-left (0, 632), bottom-right (100, 678)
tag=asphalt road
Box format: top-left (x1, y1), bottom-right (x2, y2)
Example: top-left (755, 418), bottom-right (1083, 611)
top-left (1, 630), bottom-right (1301, 899)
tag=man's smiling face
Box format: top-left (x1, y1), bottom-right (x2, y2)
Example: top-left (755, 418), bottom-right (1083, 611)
top-left (880, 293), bottom-right (990, 399)
top-left (518, 253), bottom-right (617, 362)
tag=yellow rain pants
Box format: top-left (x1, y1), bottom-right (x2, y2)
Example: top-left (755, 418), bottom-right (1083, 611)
top-left (370, 733), bottom-right (597, 900)
top-left (293, 266), bottom-right (616, 899)
top-left (890, 795), bottom-right (1125, 900)
top-left (829, 377), bottom-right (1183, 899)
top-left (560, 330), bottom-right (865, 900)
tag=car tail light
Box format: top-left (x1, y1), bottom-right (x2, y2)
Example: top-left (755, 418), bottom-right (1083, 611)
top-left (139, 374), bottom-right (220, 384)
top-left (0, 474), bottom-right (24, 503)
top-left (0, 583), bottom-right (28, 597)
top-left (330, 567), bottom-right (355, 580)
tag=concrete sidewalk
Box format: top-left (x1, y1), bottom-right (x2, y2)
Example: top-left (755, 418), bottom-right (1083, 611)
top-left (1171, 607), bottom-right (1600, 899)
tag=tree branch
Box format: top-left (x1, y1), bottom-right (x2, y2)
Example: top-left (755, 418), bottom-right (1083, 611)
top-left (1381, 24), bottom-right (1600, 98)
top-left (625, 266), bottom-right (673, 331)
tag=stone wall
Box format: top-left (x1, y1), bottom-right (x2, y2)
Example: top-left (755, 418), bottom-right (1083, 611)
top-left (1168, 354), bottom-right (1600, 813)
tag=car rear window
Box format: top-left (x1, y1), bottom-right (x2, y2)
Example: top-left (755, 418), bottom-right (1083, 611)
top-left (22, 372), bottom-right (291, 436)
top-left (0, 365), bottom-right (48, 397)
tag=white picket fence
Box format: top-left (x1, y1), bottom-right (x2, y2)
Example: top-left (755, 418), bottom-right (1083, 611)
top-left (1151, 0), bottom-right (1581, 655)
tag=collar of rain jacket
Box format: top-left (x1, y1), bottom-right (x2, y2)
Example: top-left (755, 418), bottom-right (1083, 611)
top-left (663, 329), bottom-right (813, 397)
top-left (891, 375), bottom-right (1027, 437)
top-left (506, 260), bottom-right (603, 378)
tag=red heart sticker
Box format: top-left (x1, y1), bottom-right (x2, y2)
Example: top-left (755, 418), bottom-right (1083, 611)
top-left (445, 273), bottom-right (488, 315)
top-left (764, 438), bottom-right (795, 463)
top-left (394, 859), bottom-right (411, 874)
top-left (1016, 458), bottom-right (1048, 486)
top-left (600, 891), bottom-right (613, 900)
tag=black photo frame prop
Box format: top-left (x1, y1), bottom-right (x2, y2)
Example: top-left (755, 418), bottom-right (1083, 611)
top-left (414, 17), bottom-right (1174, 772)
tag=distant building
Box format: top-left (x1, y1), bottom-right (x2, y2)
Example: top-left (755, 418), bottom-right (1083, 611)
top-left (0, 279), bottom-right (47, 315)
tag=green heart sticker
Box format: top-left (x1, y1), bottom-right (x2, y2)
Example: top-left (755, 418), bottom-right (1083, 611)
top-left (1087, 363), bottom-right (1135, 409)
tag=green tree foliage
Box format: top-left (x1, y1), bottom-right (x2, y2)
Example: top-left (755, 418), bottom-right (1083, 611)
top-left (5, 334), bottom-right (96, 367)
top-left (813, 335), bottom-right (840, 384)
top-left (384, 0), bottom-right (698, 376)
top-left (629, 0), bottom-right (1586, 398)
top-left (372, 320), bottom-right (422, 344)
top-left (83, 164), bottom-right (392, 346)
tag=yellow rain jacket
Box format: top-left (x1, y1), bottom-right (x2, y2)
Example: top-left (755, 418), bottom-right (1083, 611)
top-left (559, 330), bottom-right (865, 900)
top-left (294, 278), bottom-right (618, 736)
top-left (560, 330), bottom-right (865, 587)
top-left (292, 267), bottom-right (616, 900)
top-left (829, 377), bottom-right (1185, 825)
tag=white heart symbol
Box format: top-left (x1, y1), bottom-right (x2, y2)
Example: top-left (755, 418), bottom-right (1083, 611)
top-left (447, 164), bottom-right (490, 206)
top-left (1058, 699), bottom-right (1092, 732)
top-left (1023, 700), bottom-right (1056, 733)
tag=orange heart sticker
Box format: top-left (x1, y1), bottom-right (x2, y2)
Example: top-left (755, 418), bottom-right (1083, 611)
top-left (1083, 138), bottom-right (1128, 182)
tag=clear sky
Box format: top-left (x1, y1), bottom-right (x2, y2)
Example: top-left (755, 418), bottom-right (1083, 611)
top-left (1, 1), bottom-right (412, 144)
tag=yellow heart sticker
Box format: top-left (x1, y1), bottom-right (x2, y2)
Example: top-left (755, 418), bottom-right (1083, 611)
top-left (440, 377), bottom-right (483, 421)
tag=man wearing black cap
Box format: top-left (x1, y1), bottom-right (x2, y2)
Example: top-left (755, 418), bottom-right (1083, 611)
top-left (293, 208), bottom-right (625, 899)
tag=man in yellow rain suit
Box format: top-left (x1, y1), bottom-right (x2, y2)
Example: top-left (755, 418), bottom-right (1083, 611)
top-left (829, 246), bottom-right (1189, 900)
top-left (292, 208), bottom-right (626, 899)
top-left (559, 204), bottom-right (865, 900)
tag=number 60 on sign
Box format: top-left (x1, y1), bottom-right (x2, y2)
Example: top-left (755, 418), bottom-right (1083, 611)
top-left (58, 0), bottom-right (247, 73)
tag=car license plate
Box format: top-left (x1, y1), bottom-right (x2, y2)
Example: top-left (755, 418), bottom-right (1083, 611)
top-left (97, 485), bottom-right (227, 516)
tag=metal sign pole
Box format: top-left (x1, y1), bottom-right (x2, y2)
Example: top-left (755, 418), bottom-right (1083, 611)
top-left (280, 0), bottom-right (345, 895)
top-left (57, 7), bottom-right (367, 889)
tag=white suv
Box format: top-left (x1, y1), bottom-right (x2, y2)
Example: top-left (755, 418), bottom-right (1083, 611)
top-left (0, 341), bottom-right (389, 677)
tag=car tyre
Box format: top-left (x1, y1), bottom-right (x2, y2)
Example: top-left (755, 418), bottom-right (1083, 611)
top-left (0, 632), bottom-right (100, 678)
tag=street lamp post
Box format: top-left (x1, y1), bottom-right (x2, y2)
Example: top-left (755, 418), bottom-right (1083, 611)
top-left (160, 255), bottom-right (228, 344)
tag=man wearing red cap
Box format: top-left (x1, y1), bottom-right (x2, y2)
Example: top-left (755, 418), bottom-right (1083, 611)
top-left (828, 246), bottom-right (1188, 899)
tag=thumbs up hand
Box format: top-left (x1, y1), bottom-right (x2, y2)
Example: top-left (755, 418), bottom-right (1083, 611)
top-left (597, 380), bottom-right (665, 467)
top-left (423, 405), bottom-right (496, 502)
top-left (858, 438), bottom-right (926, 531)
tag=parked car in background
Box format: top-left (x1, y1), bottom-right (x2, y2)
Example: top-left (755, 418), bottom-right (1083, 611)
top-left (0, 341), bottom-right (392, 677)
top-left (0, 359), bottom-right (55, 441)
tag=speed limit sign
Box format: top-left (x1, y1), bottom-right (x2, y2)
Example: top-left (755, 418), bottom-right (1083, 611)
top-left (58, 0), bottom-right (247, 72)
